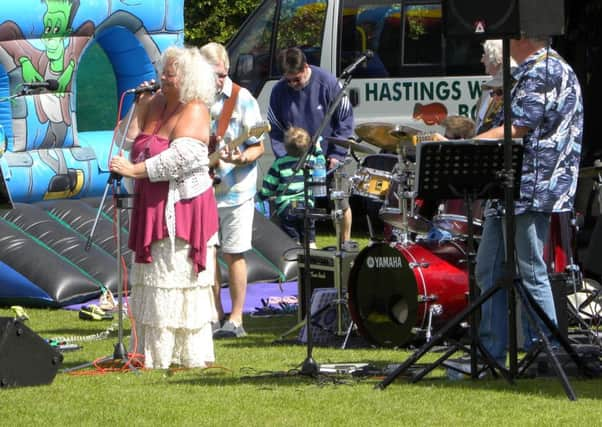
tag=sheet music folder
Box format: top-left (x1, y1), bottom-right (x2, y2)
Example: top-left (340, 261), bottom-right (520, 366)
top-left (415, 138), bottom-right (523, 201)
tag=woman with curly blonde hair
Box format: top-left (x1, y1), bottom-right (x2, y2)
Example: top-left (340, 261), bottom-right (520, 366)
top-left (109, 46), bottom-right (219, 369)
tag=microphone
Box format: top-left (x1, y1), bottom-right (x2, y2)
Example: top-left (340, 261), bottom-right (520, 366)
top-left (340, 51), bottom-right (373, 78)
top-left (22, 79), bottom-right (59, 91)
top-left (125, 82), bottom-right (161, 95)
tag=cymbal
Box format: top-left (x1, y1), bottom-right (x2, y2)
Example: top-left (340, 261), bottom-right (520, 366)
top-left (355, 122), bottom-right (401, 150)
top-left (355, 122), bottom-right (417, 151)
top-left (579, 166), bottom-right (602, 179)
top-left (325, 137), bottom-right (377, 154)
top-left (389, 125), bottom-right (422, 139)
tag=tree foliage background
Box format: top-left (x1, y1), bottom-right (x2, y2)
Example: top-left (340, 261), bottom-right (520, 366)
top-left (184, 0), bottom-right (262, 46)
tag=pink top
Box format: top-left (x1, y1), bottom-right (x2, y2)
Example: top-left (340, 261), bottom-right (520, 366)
top-left (128, 133), bottom-right (218, 273)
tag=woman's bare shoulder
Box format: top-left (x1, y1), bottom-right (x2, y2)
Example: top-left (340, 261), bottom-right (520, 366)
top-left (173, 100), bottom-right (210, 141)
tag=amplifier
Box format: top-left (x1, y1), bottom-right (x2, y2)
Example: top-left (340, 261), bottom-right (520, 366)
top-left (297, 248), bottom-right (357, 322)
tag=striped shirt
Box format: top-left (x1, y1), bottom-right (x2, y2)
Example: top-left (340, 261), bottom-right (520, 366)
top-left (258, 146), bottom-right (325, 215)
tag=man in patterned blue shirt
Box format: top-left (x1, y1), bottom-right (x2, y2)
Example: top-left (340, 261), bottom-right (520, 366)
top-left (201, 42), bottom-right (265, 338)
top-left (469, 37), bottom-right (583, 370)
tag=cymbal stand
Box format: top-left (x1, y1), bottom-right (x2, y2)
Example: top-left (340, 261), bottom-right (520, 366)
top-left (394, 145), bottom-right (414, 244)
top-left (330, 160), bottom-right (355, 344)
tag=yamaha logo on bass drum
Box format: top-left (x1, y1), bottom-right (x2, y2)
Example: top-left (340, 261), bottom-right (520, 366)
top-left (365, 255), bottom-right (404, 269)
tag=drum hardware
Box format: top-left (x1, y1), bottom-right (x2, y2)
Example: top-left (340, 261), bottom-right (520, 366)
top-left (578, 164), bottom-right (602, 179)
top-left (409, 261), bottom-right (430, 269)
top-left (426, 304), bottom-right (444, 342)
top-left (418, 295), bottom-right (437, 303)
top-left (379, 138), bottom-right (523, 388)
top-left (326, 136), bottom-right (377, 154)
top-left (277, 161), bottom-right (357, 349)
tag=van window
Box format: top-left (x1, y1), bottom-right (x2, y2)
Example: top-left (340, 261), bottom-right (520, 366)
top-left (228, 0), bottom-right (327, 95)
top-left (273, 0), bottom-right (328, 73)
top-left (228, 1), bottom-right (277, 95)
top-left (402, 3), bottom-right (442, 67)
top-left (339, 0), bottom-right (483, 77)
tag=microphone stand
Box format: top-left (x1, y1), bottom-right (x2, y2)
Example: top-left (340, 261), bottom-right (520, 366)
top-left (0, 88), bottom-right (51, 103)
top-left (289, 70), bottom-right (356, 376)
top-left (64, 101), bottom-right (138, 373)
top-left (86, 104), bottom-right (136, 250)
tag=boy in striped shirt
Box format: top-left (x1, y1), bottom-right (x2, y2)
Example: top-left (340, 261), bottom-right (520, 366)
top-left (258, 127), bottom-right (324, 248)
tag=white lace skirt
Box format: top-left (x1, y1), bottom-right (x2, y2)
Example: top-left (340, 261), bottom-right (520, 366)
top-left (129, 235), bottom-right (218, 369)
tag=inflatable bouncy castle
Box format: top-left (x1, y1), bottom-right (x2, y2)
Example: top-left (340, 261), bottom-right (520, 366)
top-left (0, 0), bottom-right (183, 202)
top-left (0, 1), bottom-right (297, 307)
top-left (0, 0), bottom-right (184, 306)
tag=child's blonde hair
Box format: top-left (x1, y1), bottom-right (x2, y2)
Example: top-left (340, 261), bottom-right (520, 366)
top-left (441, 115), bottom-right (476, 139)
top-left (284, 127), bottom-right (311, 157)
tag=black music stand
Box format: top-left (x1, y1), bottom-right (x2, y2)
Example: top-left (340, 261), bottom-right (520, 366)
top-left (376, 138), bottom-right (589, 398)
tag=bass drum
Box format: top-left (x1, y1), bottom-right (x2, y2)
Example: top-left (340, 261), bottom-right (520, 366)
top-left (347, 241), bottom-right (468, 347)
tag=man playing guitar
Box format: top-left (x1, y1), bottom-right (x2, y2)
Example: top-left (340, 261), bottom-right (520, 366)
top-left (201, 42), bottom-right (266, 339)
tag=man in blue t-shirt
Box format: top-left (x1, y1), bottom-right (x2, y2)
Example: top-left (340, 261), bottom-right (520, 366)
top-left (267, 47), bottom-right (355, 244)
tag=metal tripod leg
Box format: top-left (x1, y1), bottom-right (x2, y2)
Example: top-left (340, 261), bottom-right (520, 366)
top-left (513, 279), bottom-right (577, 400)
top-left (341, 320), bottom-right (355, 349)
top-left (277, 318), bottom-right (307, 342)
top-left (375, 282), bottom-right (513, 389)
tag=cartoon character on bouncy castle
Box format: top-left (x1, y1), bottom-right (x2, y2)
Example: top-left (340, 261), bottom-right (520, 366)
top-left (0, 0), bottom-right (94, 199)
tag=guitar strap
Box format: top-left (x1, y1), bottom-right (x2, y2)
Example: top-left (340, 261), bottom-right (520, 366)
top-left (216, 83), bottom-right (241, 139)
top-left (210, 83), bottom-right (241, 184)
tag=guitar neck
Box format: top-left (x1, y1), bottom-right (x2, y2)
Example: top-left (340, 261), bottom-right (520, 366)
top-left (209, 134), bottom-right (246, 164)
top-left (209, 122), bottom-right (270, 164)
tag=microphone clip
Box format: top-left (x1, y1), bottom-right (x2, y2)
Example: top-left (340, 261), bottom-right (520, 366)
top-left (340, 50), bottom-right (373, 78)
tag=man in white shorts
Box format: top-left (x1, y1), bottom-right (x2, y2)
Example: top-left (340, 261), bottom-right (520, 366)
top-left (200, 42), bottom-right (265, 338)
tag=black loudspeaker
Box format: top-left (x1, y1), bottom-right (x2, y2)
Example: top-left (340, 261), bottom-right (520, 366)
top-left (0, 318), bottom-right (63, 388)
top-left (443, 0), bottom-right (564, 38)
top-left (297, 249), bottom-right (356, 321)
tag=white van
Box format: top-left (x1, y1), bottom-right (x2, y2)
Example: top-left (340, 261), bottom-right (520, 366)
top-left (226, 0), bottom-right (487, 173)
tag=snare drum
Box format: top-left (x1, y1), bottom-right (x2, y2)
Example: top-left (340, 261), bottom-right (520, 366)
top-left (432, 199), bottom-right (484, 237)
top-left (379, 179), bottom-right (433, 234)
top-left (351, 154), bottom-right (398, 202)
top-left (347, 240), bottom-right (469, 347)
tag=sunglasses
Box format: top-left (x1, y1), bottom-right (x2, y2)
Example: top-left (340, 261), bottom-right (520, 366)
top-left (286, 76), bottom-right (303, 85)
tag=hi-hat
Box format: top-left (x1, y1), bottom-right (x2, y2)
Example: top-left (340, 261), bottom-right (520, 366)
top-left (389, 125), bottom-right (425, 150)
top-left (389, 125), bottom-right (422, 141)
top-left (326, 137), bottom-right (377, 154)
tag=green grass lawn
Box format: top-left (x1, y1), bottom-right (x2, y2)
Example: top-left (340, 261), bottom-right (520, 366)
top-left (1, 228), bottom-right (602, 425)
top-left (2, 304), bottom-right (602, 425)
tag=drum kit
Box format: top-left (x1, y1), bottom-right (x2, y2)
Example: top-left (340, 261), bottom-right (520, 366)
top-left (325, 122), bottom-right (478, 347)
